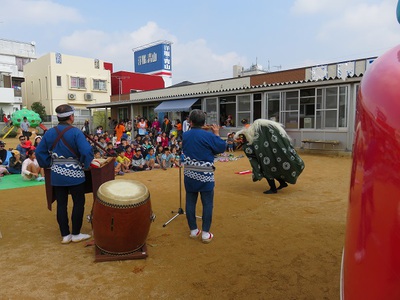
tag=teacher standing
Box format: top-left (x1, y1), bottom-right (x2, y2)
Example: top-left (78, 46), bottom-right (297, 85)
top-left (182, 110), bottom-right (226, 243)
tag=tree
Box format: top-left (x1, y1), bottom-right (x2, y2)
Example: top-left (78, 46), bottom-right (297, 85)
top-left (31, 102), bottom-right (47, 122)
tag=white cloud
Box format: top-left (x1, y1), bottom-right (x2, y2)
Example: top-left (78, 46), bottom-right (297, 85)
top-left (58, 22), bottom-right (247, 83)
top-left (290, 0), bottom-right (354, 14)
top-left (173, 39), bottom-right (247, 83)
top-left (287, 0), bottom-right (400, 66)
top-left (0, 0), bottom-right (83, 24)
top-left (316, 1), bottom-right (400, 56)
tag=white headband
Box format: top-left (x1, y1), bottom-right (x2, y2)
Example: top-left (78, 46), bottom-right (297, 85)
top-left (57, 108), bottom-right (75, 118)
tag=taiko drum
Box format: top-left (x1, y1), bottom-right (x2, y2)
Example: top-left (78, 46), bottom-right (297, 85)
top-left (92, 179), bottom-right (153, 255)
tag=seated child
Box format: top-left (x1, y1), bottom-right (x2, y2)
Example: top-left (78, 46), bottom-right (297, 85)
top-left (114, 161), bottom-right (124, 176)
top-left (116, 148), bottom-right (131, 173)
top-left (145, 147), bottom-right (159, 170)
top-left (170, 145), bottom-right (181, 167)
top-left (161, 147), bottom-right (175, 170)
top-left (155, 145), bottom-right (164, 166)
top-left (131, 148), bottom-right (146, 171)
top-left (93, 149), bottom-right (102, 160)
top-left (7, 149), bottom-right (22, 174)
top-left (125, 145), bottom-right (134, 161)
top-left (21, 149), bottom-right (45, 181)
top-left (105, 142), bottom-right (117, 157)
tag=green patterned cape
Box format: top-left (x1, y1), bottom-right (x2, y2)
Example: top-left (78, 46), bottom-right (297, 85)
top-left (236, 120), bottom-right (305, 184)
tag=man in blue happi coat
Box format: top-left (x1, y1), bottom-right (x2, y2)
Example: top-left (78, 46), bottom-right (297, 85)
top-left (36, 104), bottom-right (94, 244)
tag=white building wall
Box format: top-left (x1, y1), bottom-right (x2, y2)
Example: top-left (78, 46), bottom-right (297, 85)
top-left (0, 39), bottom-right (36, 114)
top-left (22, 53), bottom-right (111, 116)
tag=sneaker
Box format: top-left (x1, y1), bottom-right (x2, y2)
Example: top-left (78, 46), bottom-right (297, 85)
top-left (202, 232), bottom-right (214, 244)
top-left (117, 171), bottom-right (124, 176)
top-left (36, 177), bottom-right (45, 182)
top-left (71, 233), bottom-right (91, 243)
top-left (61, 234), bottom-right (72, 244)
top-left (189, 229), bottom-right (202, 239)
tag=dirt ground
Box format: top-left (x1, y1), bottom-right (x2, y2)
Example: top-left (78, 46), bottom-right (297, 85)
top-left (0, 137), bottom-right (351, 299)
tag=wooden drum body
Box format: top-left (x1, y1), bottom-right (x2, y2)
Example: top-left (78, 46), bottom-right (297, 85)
top-left (92, 179), bottom-right (153, 255)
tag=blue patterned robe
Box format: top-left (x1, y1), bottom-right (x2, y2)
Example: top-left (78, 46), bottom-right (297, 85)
top-left (36, 124), bottom-right (94, 186)
top-left (236, 119), bottom-right (305, 184)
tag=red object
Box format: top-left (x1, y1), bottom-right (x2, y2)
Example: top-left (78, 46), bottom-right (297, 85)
top-left (342, 45), bottom-right (400, 299)
top-left (111, 71), bottom-right (165, 95)
top-left (39, 123), bottom-right (48, 131)
top-left (22, 140), bottom-right (32, 148)
top-left (103, 62), bottom-right (113, 74)
top-left (92, 180), bottom-right (153, 254)
top-left (235, 170), bottom-right (252, 175)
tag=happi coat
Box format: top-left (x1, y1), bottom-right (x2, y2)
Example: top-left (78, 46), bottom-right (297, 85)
top-left (36, 124), bottom-right (93, 186)
top-left (183, 127), bottom-right (226, 192)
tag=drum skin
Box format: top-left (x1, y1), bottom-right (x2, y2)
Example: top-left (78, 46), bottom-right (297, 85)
top-left (92, 179), bottom-right (153, 254)
top-left (342, 45), bottom-right (400, 299)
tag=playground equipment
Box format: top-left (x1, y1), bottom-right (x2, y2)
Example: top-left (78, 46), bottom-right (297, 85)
top-left (1, 126), bottom-right (16, 138)
top-left (1, 108), bottom-right (42, 139)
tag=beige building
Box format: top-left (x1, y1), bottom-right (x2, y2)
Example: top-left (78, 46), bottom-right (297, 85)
top-left (22, 52), bottom-right (111, 121)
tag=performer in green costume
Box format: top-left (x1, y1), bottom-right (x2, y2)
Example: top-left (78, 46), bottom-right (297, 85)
top-left (235, 119), bottom-right (305, 194)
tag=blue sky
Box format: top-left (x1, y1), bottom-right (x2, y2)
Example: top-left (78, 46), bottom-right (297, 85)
top-left (1, 0), bottom-right (399, 84)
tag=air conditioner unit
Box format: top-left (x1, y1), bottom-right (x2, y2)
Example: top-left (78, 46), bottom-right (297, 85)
top-left (84, 93), bottom-right (93, 101)
top-left (68, 93), bottom-right (76, 100)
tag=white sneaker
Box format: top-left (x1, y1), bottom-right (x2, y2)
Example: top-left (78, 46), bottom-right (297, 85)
top-left (61, 234), bottom-right (72, 244)
top-left (189, 229), bottom-right (202, 239)
top-left (202, 232), bottom-right (214, 244)
top-left (71, 233), bottom-right (91, 243)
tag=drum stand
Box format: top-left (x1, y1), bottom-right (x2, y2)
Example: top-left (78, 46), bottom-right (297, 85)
top-left (162, 165), bottom-right (201, 227)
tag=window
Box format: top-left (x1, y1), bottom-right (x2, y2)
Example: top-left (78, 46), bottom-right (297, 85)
top-left (316, 86), bottom-right (348, 129)
top-left (75, 109), bottom-right (90, 117)
top-left (299, 89), bottom-right (315, 129)
top-left (56, 76), bottom-right (62, 87)
top-left (219, 96), bottom-right (236, 126)
top-left (338, 86), bottom-right (348, 127)
top-left (70, 76), bottom-right (86, 89)
top-left (12, 78), bottom-right (23, 97)
top-left (237, 94), bottom-right (251, 125)
top-left (118, 107), bottom-right (128, 121)
top-left (204, 97), bottom-right (218, 125)
top-left (266, 92), bottom-right (280, 122)
top-left (93, 79), bottom-right (107, 91)
top-left (253, 93), bottom-right (262, 121)
top-left (16, 57), bottom-right (30, 72)
top-left (281, 90), bottom-right (299, 129)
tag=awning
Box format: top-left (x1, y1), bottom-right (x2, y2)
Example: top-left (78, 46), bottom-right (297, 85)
top-left (154, 98), bottom-right (199, 113)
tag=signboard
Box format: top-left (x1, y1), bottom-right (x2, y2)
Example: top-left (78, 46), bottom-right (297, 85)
top-left (311, 65), bottom-right (328, 81)
top-left (134, 42), bottom-right (172, 75)
top-left (337, 61), bottom-right (355, 79)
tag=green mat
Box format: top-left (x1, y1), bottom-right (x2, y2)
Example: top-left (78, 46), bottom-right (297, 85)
top-left (0, 174), bottom-right (45, 190)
